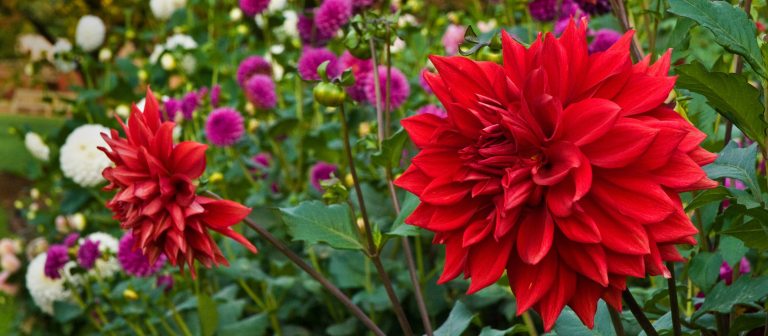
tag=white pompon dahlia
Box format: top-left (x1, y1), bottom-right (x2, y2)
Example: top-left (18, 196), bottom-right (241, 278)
top-left (52, 39), bottom-right (76, 73)
top-left (26, 253), bottom-right (71, 315)
top-left (60, 124), bottom-right (111, 187)
top-left (81, 232), bottom-right (120, 279)
top-left (24, 132), bottom-right (50, 162)
top-left (75, 15), bottom-right (106, 52)
top-left (150, 0), bottom-right (187, 20)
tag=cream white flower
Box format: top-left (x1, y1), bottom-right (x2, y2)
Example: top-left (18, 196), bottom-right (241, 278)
top-left (181, 54), bottom-right (196, 73)
top-left (269, 0), bottom-right (287, 11)
top-left (81, 232), bottom-right (120, 279)
top-left (391, 37), bottom-right (406, 53)
top-left (26, 253), bottom-right (71, 315)
top-left (52, 39), bottom-right (76, 72)
top-left (150, 0), bottom-right (187, 20)
top-left (60, 124), bottom-right (111, 187)
top-left (115, 104), bottom-right (131, 118)
top-left (165, 34), bottom-right (198, 50)
top-left (24, 132), bottom-right (50, 162)
top-left (229, 8), bottom-right (243, 21)
top-left (136, 98), bottom-right (146, 112)
top-left (160, 53), bottom-right (176, 70)
top-left (280, 11), bottom-right (299, 39)
top-left (75, 15), bottom-right (106, 52)
top-left (98, 48), bottom-right (112, 61)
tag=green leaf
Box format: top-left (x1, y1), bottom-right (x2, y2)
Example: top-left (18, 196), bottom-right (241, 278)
top-left (703, 141), bottom-right (762, 202)
top-left (553, 300), bottom-right (616, 336)
top-left (719, 235), bottom-right (748, 267)
top-left (53, 300), bottom-right (84, 323)
top-left (479, 325), bottom-right (528, 336)
top-left (689, 252), bottom-right (724, 292)
top-left (388, 192), bottom-right (421, 237)
top-left (219, 313), bottom-right (269, 335)
top-left (685, 187), bottom-right (731, 212)
top-left (197, 294), bottom-right (219, 336)
top-left (372, 128), bottom-right (409, 168)
top-left (693, 276), bottom-right (768, 319)
top-left (668, 0), bottom-right (768, 79)
top-left (278, 201), bottom-right (364, 250)
top-left (434, 301), bottom-right (475, 336)
top-left (676, 62), bottom-right (766, 145)
top-left (722, 219), bottom-right (768, 250)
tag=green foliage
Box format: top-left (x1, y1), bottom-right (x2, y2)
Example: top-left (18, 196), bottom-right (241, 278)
top-left (669, 0), bottom-right (768, 78)
top-left (434, 301), bottom-right (475, 336)
top-left (278, 201), bottom-right (365, 250)
top-left (676, 63), bottom-right (766, 146)
top-left (703, 142), bottom-right (762, 202)
top-left (693, 276), bottom-right (768, 319)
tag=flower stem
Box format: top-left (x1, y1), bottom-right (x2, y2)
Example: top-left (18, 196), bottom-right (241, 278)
top-left (622, 289), bottom-right (658, 336)
top-left (205, 191), bottom-right (386, 336)
top-left (522, 311), bottom-right (538, 336)
top-left (666, 262), bottom-right (682, 336)
top-left (384, 21), bottom-right (392, 140)
top-left (608, 306), bottom-right (626, 336)
top-left (338, 104), bottom-right (414, 335)
top-left (369, 38), bottom-right (385, 146)
top-left (608, 0), bottom-right (644, 61)
top-left (170, 304), bottom-right (193, 336)
top-left (386, 170), bottom-right (433, 336)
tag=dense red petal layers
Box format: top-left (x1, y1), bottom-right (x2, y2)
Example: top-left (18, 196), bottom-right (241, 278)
top-left (395, 20), bottom-right (716, 331)
top-left (100, 88), bottom-right (257, 276)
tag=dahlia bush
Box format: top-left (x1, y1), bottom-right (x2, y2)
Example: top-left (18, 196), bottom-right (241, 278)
top-left (3, 0), bottom-right (768, 335)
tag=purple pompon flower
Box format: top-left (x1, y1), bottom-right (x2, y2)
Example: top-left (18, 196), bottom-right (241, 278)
top-left (720, 257), bottom-right (751, 285)
top-left (528, 0), bottom-right (580, 21)
top-left (198, 86), bottom-right (209, 99)
top-left (352, 0), bottom-right (375, 11)
top-left (310, 161), bottom-right (337, 192)
top-left (164, 98), bottom-right (182, 121)
top-left (298, 13), bottom-right (334, 46)
top-left (253, 152), bottom-right (272, 168)
top-left (239, 0), bottom-right (270, 16)
top-left (588, 29), bottom-right (622, 53)
top-left (244, 74), bottom-right (277, 109)
top-left (63, 233), bottom-right (80, 247)
top-left (575, 0), bottom-right (611, 15)
top-left (362, 66), bottom-right (410, 110)
top-left (205, 108), bottom-right (245, 147)
top-left (156, 274), bottom-right (174, 292)
top-left (298, 47), bottom-right (340, 81)
top-left (237, 56), bottom-right (272, 86)
top-left (416, 104), bottom-right (447, 118)
top-left (77, 239), bottom-right (100, 270)
top-left (442, 24), bottom-right (465, 55)
top-left (554, 12), bottom-right (587, 35)
top-left (44, 245), bottom-right (69, 279)
top-left (118, 232), bottom-right (167, 277)
top-left (210, 84), bottom-right (221, 107)
top-left (181, 91), bottom-right (200, 119)
top-left (315, 0), bottom-right (353, 36)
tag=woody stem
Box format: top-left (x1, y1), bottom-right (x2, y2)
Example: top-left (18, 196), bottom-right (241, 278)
top-left (205, 191), bottom-right (385, 336)
top-left (339, 104), bottom-right (415, 336)
top-left (622, 289), bottom-right (659, 336)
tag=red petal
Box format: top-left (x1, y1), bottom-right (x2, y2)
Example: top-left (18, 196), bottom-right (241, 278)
top-left (581, 119), bottom-right (658, 168)
top-left (516, 207), bottom-right (554, 264)
top-left (466, 235), bottom-right (514, 294)
top-left (557, 239), bottom-right (609, 286)
top-left (568, 277), bottom-right (605, 329)
top-left (508, 251), bottom-right (558, 313)
top-left (400, 113), bottom-right (445, 148)
top-left (552, 98), bottom-right (621, 146)
top-left (553, 205), bottom-right (601, 243)
top-left (199, 197), bottom-right (252, 229)
top-left (538, 265), bottom-right (577, 331)
top-left (437, 233), bottom-right (467, 284)
top-left (171, 141), bottom-right (208, 179)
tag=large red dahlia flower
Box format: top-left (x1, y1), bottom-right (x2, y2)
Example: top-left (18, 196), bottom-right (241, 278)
top-left (394, 20), bottom-right (717, 330)
top-left (99, 89), bottom-right (257, 276)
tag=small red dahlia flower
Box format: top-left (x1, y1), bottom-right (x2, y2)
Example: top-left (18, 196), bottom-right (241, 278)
top-left (394, 20), bottom-right (717, 330)
top-left (99, 89), bottom-right (257, 276)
